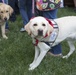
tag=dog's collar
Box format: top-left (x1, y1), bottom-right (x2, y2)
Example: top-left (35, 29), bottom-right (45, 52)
top-left (33, 19), bottom-right (59, 46)
top-left (33, 33), bottom-right (48, 46)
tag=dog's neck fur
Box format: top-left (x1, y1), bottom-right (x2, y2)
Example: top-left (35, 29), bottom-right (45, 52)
top-left (32, 33), bottom-right (51, 46)
top-left (0, 16), bottom-right (6, 25)
top-left (0, 19), bottom-right (5, 25)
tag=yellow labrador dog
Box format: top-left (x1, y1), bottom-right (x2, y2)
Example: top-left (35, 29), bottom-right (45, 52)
top-left (0, 3), bottom-right (13, 39)
top-left (25, 16), bottom-right (76, 70)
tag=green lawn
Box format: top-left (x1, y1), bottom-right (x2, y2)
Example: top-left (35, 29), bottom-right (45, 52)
top-left (0, 7), bottom-right (76, 75)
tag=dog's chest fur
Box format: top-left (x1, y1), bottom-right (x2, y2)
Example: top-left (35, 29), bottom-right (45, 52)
top-left (0, 19), bottom-right (5, 26)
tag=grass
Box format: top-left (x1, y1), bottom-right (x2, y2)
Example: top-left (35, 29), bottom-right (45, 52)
top-left (0, 7), bottom-right (76, 75)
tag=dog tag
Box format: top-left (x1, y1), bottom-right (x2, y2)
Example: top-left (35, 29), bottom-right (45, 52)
top-left (50, 31), bottom-right (57, 42)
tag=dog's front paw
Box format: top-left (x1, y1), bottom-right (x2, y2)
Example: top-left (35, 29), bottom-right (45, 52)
top-left (29, 65), bottom-right (36, 71)
top-left (62, 55), bottom-right (69, 59)
top-left (3, 35), bottom-right (8, 39)
top-left (29, 63), bottom-right (33, 68)
top-left (29, 62), bottom-right (35, 68)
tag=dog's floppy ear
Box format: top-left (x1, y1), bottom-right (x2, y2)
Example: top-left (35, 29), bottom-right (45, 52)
top-left (24, 21), bottom-right (32, 35)
top-left (8, 5), bottom-right (13, 16)
top-left (47, 23), bottom-right (53, 36)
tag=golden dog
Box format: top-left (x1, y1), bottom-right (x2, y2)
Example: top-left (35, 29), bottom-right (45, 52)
top-left (0, 3), bottom-right (13, 39)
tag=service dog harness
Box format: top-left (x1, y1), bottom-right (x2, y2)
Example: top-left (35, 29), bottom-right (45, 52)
top-left (33, 18), bottom-right (59, 47)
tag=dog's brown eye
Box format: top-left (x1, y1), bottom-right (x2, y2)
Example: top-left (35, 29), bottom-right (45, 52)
top-left (42, 24), bottom-right (46, 26)
top-left (1, 11), bottom-right (3, 13)
top-left (6, 11), bottom-right (8, 13)
top-left (33, 24), bottom-right (37, 26)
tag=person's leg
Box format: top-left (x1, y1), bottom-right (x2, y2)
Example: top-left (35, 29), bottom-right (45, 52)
top-left (8, 0), bottom-right (16, 22)
top-left (26, 0), bottom-right (32, 20)
top-left (5, 22), bottom-right (9, 33)
top-left (48, 44), bottom-right (62, 56)
top-left (42, 9), bottom-right (62, 56)
top-left (43, 9), bottom-right (58, 19)
top-left (18, 0), bottom-right (29, 31)
top-left (5, 22), bottom-right (9, 29)
top-left (15, 0), bottom-right (19, 15)
top-left (0, 0), bottom-right (2, 2)
top-left (4, 0), bottom-right (8, 4)
top-left (18, 0), bottom-right (28, 25)
top-left (8, 0), bottom-right (15, 10)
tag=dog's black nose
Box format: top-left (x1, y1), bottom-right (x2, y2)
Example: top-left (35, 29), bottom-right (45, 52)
top-left (38, 29), bottom-right (43, 36)
top-left (4, 17), bottom-right (7, 21)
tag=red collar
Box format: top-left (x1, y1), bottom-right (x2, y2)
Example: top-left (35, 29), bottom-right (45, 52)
top-left (34, 39), bottom-right (39, 46)
top-left (45, 18), bottom-right (53, 27)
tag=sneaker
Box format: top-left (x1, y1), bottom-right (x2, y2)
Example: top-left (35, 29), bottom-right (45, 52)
top-left (20, 28), bottom-right (26, 32)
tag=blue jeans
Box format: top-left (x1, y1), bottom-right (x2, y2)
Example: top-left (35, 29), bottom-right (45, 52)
top-left (8, 0), bottom-right (16, 22)
top-left (38, 9), bottom-right (58, 19)
top-left (18, 0), bottom-right (32, 26)
top-left (38, 9), bottom-right (62, 55)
